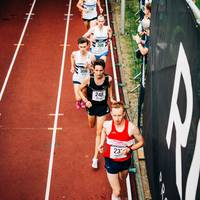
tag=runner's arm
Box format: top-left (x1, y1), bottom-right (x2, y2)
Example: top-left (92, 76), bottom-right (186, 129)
top-left (97, 0), bottom-right (103, 13)
top-left (78, 78), bottom-right (92, 108)
top-left (76, 0), bottom-right (85, 12)
top-left (86, 53), bottom-right (95, 71)
top-left (83, 28), bottom-right (94, 42)
top-left (98, 121), bottom-right (110, 153)
top-left (98, 126), bottom-right (107, 153)
top-left (70, 52), bottom-right (75, 73)
top-left (108, 76), bottom-right (116, 103)
top-left (129, 123), bottom-right (144, 151)
top-left (108, 26), bottom-right (113, 39)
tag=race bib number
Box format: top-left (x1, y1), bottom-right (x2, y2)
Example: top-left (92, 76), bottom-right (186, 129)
top-left (110, 146), bottom-right (127, 159)
top-left (97, 41), bottom-right (105, 48)
top-left (88, 7), bottom-right (95, 11)
top-left (79, 68), bottom-right (88, 74)
top-left (92, 90), bottom-right (106, 101)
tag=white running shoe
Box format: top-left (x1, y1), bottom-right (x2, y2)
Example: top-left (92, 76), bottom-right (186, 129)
top-left (92, 158), bottom-right (98, 169)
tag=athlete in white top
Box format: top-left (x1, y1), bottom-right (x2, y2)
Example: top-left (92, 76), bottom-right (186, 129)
top-left (77, 0), bottom-right (103, 30)
top-left (71, 37), bottom-right (95, 109)
top-left (83, 14), bottom-right (112, 62)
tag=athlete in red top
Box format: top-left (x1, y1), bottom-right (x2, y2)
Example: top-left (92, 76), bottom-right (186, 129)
top-left (98, 102), bottom-right (144, 200)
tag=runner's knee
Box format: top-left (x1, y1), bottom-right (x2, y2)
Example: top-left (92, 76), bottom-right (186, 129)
top-left (112, 189), bottom-right (121, 198)
top-left (88, 120), bottom-right (95, 128)
top-left (96, 129), bottom-right (102, 136)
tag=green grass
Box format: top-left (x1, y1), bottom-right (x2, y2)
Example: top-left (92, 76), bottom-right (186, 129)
top-left (196, 0), bottom-right (200, 8)
top-left (124, 0), bottom-right (141, 81)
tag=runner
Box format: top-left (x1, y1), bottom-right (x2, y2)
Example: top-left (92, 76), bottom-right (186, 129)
top-left (78, 58), bottom-right (115, 168)
top-left (83, 14), bottom-right (112, 62)
top-left (98, 102), bottom-right (144, 200)
top-left (76, 0), bottom-right (103, 30)
top-left (71, 37), bottom-right (95, 109)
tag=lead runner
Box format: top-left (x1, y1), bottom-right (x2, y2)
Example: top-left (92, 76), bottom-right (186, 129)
top-left (77, 0), bottom-right (103, 30)
top-left (98, 102), bottom-right (144, 200)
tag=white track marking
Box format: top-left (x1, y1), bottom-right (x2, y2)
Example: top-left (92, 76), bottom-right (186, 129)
top-left (44, 0), bottom-right (72, 199)
top-left (24, 17), bottom-right (33, 20)
top-left (0, 127), bottom-right (51, 130)
top-left (25, 13), bottom-right (35, 15)
top-left (0, 0), bottom-right (37, 101)
top-left (59, 44), bottom-right (70, 47)
top-left (13, 44), bottom-right (24, 46)
top-left (47, 128), bottom-right (62, 131)
top-left (105, 0), bottom-right (120, 102)
top-left (48, 113), bottom-right (64, 116)
top-left (64, 13), bottom-right (73, 16)
top-left (104, 0), bottom-right (132, 199)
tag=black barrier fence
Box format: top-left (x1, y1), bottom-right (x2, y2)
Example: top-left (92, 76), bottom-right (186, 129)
top-left (143, 0), bottom-right (200, 199)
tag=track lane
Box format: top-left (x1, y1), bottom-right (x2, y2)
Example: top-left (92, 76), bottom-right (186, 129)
top-left (0, 1), bottom-right (129, 199)
top-left (0, 0), bottom-right (32, 90)
top-left (0, 1), bottom-right (68, 199)
top-left (48, 2), bottom-right (127, 200)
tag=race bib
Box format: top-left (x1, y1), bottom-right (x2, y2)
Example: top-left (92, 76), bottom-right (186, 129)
top-left (88, 6), bottom-right (95, 11)
top-left (79, 68), bottom-right (88, 74)
top-left (110, 146), bottom-right (127, 159)
top-left (92, 90), bottom-right (106, 101)
top-left (97, 41), bottom-right (105, 48)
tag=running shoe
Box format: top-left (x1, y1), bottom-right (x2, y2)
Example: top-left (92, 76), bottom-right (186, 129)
top-left (92, 158), bottom-right (98, 169)
top-left (76, 101), bottom-right (81, 109)
top-left (80, 101), bottom-right (86, 108)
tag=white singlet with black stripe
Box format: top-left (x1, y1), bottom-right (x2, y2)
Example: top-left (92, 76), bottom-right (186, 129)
top-left (72, 51), bottom-right (91, 84)
top-left (82, 0), bottom-right (97, 20)
top-left (90, 26), bottom-right (109, 57)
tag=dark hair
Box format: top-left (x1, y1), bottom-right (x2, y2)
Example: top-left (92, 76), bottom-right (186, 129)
top-left (146, 3), bottom-right (151, 13)
top-left (77, 37), bottom-right (89, 45)
top-left (93, 59), bottom-right (106, 69)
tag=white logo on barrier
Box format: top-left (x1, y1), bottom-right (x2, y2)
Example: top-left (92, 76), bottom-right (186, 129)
top-left (166, 43), bottom-right (200, 200)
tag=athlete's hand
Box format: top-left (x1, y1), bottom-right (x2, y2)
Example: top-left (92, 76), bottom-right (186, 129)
top-left (98, 144), bottom-right (104, 153)
top-left (85, 62), bottom-right (91, 69)
top-left (122, 148), bottom-right (130, 155)
top-left (81, 9), bottom-right (87, 17)
top-left (99, 7), bottom-right (103, 14)
top-left (85, 101), bottom-right (92, 108)
top-left (110, 98), bottom-right (117, 104)
top-left (70, 68), bottom-right (75, 74)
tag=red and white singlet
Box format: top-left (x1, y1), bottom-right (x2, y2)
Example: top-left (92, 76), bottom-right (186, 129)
top-left (104, 120), bottom-right (135, 162)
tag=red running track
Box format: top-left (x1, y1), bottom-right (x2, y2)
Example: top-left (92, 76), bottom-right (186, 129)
top-left (0, 0), bottom-right (128, 199)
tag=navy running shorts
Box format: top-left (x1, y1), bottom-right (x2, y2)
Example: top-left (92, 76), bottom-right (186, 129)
top-left (104, 157), bottom-right (131, 174)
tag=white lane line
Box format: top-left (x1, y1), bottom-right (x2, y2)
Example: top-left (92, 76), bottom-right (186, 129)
top-left (13, 44), bottom-right (24, 46)
top-left (64, 13), bottom-right (73, 16)
top-left (44, 0), bottom-right (72, 199)
top-left (26, 13), bottom-right (35, 15)
top-left (24, 17), bottom-right (33, 20)
top-left (48, 113), bottom-right (64, 116)
top-left (0, 127), bottom-right (51, 130)
top-left (47, 128), bottom-right (62, 131)
top-left (104, 0), bottom-right (132, 199)
top-left (0, 0), bottom-right (37, 101)
top-left (59, 44), bottom-right (70, 47)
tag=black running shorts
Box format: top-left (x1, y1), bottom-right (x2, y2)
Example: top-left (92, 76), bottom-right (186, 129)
top-left (104, 157), bottom-right (131, 174)
top-left (87, 104), bottom-right (110, 117)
